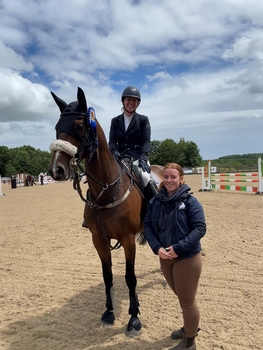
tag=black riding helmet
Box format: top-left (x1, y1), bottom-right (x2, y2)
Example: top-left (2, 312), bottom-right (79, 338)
top-left (121, 86), bottom-right (141, 105)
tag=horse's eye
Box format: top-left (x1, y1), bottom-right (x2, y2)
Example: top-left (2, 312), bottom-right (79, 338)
top-left (75, 122), bottom-right (84, 132)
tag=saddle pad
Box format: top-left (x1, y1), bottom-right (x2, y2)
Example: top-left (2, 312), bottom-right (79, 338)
top-left (151, 171), bottom-right (162, 187)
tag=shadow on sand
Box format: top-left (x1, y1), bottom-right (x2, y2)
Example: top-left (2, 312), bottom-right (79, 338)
top-left (1, 269), bottom-right (174, 350)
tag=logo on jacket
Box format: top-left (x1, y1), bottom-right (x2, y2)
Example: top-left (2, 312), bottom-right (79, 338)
top-left (178, 202), bottom-right (185, 209)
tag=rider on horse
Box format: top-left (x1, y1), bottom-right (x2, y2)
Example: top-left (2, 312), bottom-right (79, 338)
top-left (109, 86), bottom-right (157, 203)
top-left (82, 86), bottom-right (157, 228)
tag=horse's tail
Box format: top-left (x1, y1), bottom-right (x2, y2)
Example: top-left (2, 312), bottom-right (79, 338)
top-left (136, 232), bottom-right (147, 245)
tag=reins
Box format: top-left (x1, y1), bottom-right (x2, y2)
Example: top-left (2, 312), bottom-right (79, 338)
top-left (71, 156), bottom-right (143, 251)
top-left (51, 109), bottom-right (144, 251)
top-left (72, 156), bottom-right (135, 209)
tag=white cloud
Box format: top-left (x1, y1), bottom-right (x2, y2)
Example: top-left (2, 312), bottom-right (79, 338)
top-left (0, 71), bottom-right (54, 122)
top-left (222, 29), bottom-right (263, 62)
top-left (0, 41), bottom-right (33, 71)
top-left (0, 0), bottom-right (263, 159)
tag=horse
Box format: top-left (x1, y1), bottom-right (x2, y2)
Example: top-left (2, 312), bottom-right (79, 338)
top-left (48, 87), bottom-right (163, 337)
top-left (26, 174), bottom-right (36, 186)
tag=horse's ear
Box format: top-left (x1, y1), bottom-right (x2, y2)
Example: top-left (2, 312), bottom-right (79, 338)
top-left (77, 87), bottom-right (88, 112)
top-left (51, 91), bottom-right (68, 113)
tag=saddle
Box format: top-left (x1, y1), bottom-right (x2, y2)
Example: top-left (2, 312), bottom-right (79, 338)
top-left (120, 156), bottom-right (143, 191)
top-left (120, 156), bottom-right (157, 194)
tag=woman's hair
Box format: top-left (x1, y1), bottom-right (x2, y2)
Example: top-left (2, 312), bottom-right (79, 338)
top-left (158, 163), bottom-right (185, 191)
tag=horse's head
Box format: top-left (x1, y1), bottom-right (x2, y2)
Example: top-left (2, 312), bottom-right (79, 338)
top-left (48, 87), bottom-right (98, 181)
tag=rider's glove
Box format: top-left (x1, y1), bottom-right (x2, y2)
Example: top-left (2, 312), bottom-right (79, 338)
top-left (138, 159), bottom-right (151, 173)
top-left (112, 150), bottom-right (121, 159)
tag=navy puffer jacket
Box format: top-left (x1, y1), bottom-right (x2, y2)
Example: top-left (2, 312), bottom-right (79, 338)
top-left (144, 184), bottom-right (206, 259)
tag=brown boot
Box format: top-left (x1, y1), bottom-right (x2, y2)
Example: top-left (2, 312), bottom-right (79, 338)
top-left (171, 327), bottom-right (184, 340)
top-left (169, 333), bottom-right (196, 350)
top-left (171, 327), bottom-right (200, 340)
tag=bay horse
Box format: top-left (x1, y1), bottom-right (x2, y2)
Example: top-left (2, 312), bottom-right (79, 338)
top-left (48, 87), bottom-right (163, 337)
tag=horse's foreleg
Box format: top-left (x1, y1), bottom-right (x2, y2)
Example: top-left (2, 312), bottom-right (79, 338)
top-left (100, 260), bottom-right (116, 326)
top-left (92, 234), bottom-right (115, 327)
top-left (125, 258), bottom-right (139, 316)
top-left (122, 236), bottom-right (141, 337)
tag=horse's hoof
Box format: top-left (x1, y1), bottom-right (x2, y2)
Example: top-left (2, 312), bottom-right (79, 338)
top-left (126, 328), bottom-right (141, 338)
top-left (126, 317), bottom-right (141, 338)
top-left (101, 310), bottom-right (115, 327)
top-left (100, 321), bottom-right (113, 328)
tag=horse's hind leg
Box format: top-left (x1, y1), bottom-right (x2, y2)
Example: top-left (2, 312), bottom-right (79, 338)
top-left (122, 235), bottom-right (141, 337)
top-left (92, 234), bottom-right (115, 327)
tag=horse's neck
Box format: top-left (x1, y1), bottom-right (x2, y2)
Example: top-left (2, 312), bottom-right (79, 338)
top-left (85, 121), bottom-right (120, 188)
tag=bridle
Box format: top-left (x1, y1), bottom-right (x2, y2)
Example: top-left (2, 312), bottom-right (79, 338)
top-left (72, 155), bottom-right (134, 210)
top-left (51, 110), bottom-right (136, 210)
top-left (50, 109), bottom-right (142, 250)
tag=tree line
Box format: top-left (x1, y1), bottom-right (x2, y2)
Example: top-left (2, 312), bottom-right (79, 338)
top-left (0, 145), bottom-right (51, 177)
top-left (209, 153), bottom-right (263, 173)
top-left (0, 138), bottom-right (203, 177)
top-left (0, 141), bottom-right (262, 177)
top-left (149, 138), bottom-right (202, 167)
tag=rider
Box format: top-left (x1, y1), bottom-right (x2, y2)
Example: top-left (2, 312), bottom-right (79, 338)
top-left (108, 86), bottom-right (157, 203)
top-left (82, 86), bottom-right (157, 229)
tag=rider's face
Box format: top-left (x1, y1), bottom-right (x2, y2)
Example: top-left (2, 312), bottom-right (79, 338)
top-left (123, 97), bottom-right (139, 115)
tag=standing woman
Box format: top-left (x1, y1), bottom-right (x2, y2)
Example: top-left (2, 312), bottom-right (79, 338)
top-left (109, 86), bottom-right (156, 203)
top-left (144, 163), bottom-right (206, 350)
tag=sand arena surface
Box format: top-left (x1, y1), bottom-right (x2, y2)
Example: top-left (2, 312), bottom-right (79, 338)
top-left (0, 175), bottom-right (262, 350)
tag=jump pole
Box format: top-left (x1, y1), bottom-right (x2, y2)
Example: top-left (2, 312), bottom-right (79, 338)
top-left (257, 157), bottom-right (263, 194)
top-left (200, 160), bottom-right (211, 191)
top-left (0, 175), bottom-right (6, 196)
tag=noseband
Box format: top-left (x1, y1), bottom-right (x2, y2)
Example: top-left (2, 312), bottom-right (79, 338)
top-left (51, 109), bottom-right (135, 210)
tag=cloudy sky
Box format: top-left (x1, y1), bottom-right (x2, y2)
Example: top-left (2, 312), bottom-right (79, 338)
top-left (1, 0), bottom-right (263, 160)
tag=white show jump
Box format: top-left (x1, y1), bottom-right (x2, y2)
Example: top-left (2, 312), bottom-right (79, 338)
top-left (200, 157), bottom-right (263, 194)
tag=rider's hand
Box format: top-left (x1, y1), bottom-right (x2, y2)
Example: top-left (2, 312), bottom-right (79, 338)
top-left (138, 159), bottom-right (151, 173)
top-left (112, 150), bottom-right (120, 158)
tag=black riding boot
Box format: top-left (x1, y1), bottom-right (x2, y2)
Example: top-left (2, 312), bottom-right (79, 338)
top-left (144, 180), bottom-right (157, 204)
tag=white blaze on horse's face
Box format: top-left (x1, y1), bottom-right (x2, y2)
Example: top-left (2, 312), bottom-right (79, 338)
top-left (49, 150), bottom-right (69, 180)
top-left (52, 151), bottom-right (72, 180)
top-left (49, 139), bottom-right (78, 180)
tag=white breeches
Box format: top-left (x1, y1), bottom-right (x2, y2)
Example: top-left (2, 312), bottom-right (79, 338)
top-left (133, 159), bottom-right (151, 187)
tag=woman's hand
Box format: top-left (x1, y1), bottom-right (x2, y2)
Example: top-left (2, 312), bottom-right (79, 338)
top-left (158, 247), bottom-right (174, 260)
top-left (158, 246), bottom-right (178, 260)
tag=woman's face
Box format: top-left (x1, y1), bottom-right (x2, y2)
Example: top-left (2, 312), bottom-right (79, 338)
top-left (163, 167), bottom-right (183, 196)
top-left (123, 97), bottom-right (139, 115)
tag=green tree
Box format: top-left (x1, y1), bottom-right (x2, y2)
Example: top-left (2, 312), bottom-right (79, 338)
top-left (0, 145), bottom-right (51, 176)
top-left (149, 138), bottom-right (203, 167)
top-left (0, 146), bottom-right (11, 176)
top-left (150, 139), bottom-right (178, 165)
top-left (149, 140), bottom-right (162, 164)
top-left (9, 148), bottom-right (31, 174)
top-left (177, 138), bottom-right (202, 167)
top-left (205, 153), bottom-right (263, 172)
top-left (4, 162), bottom-right (17, 176)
